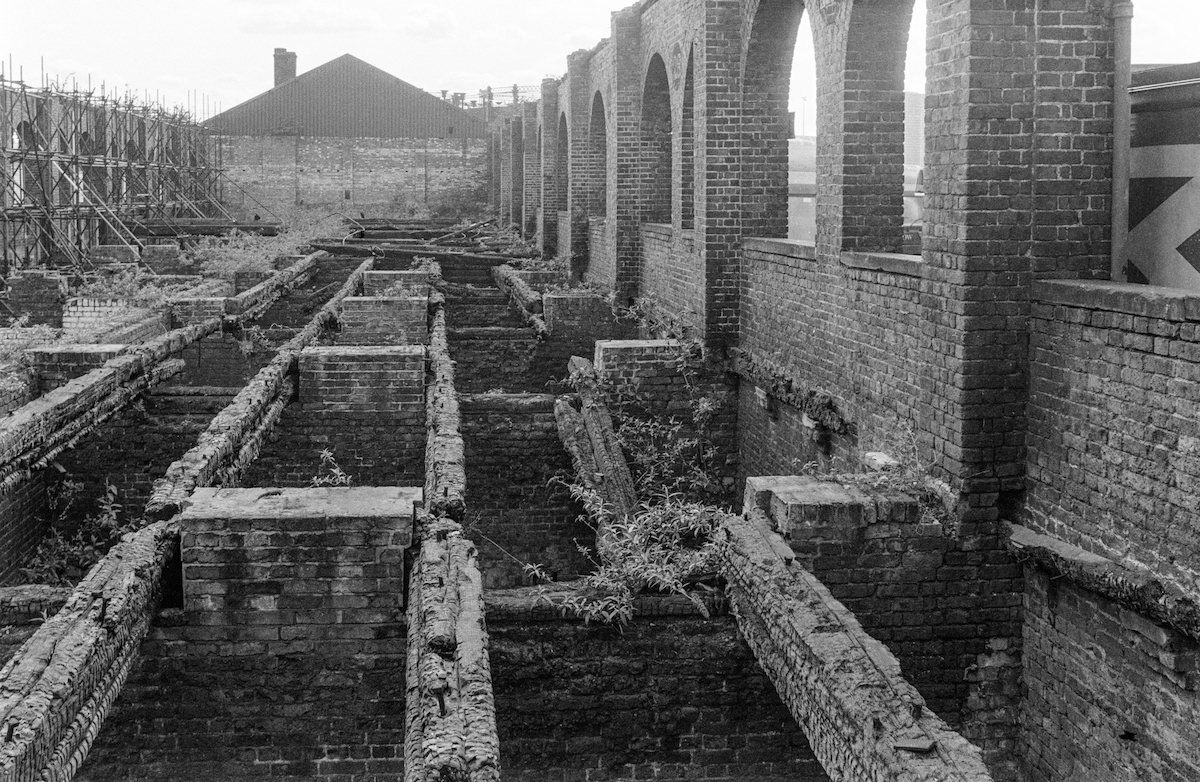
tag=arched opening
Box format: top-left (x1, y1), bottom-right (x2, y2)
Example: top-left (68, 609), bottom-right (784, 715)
top-left (588, 92), bottom-right (608, 217)
top-left (902, 3), bottom-right (926, 255)
top-left (787, 12), bottom-right (817, 241)
top-left (555, 113), bottom-right (569, 215)
top-left (640, 54), bottom-right (672, 224)
top-left (743, 0), bottom-right (805, 239)
top-left (840, 0), bottom-right (918, 251)
top-left (680, 46), bottom-right (696, 230)
top-left (554, 112), bottom-right (568, 259)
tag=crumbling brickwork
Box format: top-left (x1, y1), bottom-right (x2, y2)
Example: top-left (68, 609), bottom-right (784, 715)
top-left (79, 487), bottom-right (416, 782)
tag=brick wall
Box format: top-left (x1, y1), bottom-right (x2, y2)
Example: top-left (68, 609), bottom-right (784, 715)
top-left (640, 223), bottom-right (703, 335)
top-left (78, 487), bottom-right (414, 781)
top-left (1026, 281), bottom-right (1200, 594)
top-left (487, 591), bottom-right (829, 781)
top-left (593, 339), bottom-right (739, 496)
top-left (361, 270), bottom-right (431, 296)
top-left (0, 362), bottom-right (36, 416)
top-left (338, 297), bottom-right (427, 346)
top-left (217, 135), bottom-right (487, 218)
top-left (6, 272), bottom-right (68, 327)
top-left (1020, 568), bottom-right (1200, 781)
top-left (0, 472), bottom-right (49, 585)
top-left (54, 390), bottom-right (233, 528)
top-left (738, 239), bottom-right (926, 481)
top-left (61, 299), bottom-right (168, 343)
top-left (242, 346), bottom-right (426, 488)
top-left (746, 476), bottom-right (1023, 776)
top-left (460, 394), bottom-right (592, 588)
top-left (169, 333), bottom-right (274, 388)
top-left (25, 345), bottom-right (126, 394)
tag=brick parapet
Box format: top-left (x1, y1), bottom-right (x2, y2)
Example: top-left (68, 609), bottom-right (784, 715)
top-left (1026, 279), bottom-right (1200, 597)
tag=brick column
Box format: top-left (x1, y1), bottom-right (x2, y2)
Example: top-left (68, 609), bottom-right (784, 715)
top-left (567, 50), bottom-right (593, 278)
top-left (611, 7), bottom-right (644, 304)
top-left (499, 122), bottom-right (513, 225)
top-left (923, 0), bottom-right (1116, 515)
top-left (508, 116), bottom-right (524, 229)
top-left (539, 78), bottom-right (563, 258)
top-left (521, 102), bottom-right (540, 239)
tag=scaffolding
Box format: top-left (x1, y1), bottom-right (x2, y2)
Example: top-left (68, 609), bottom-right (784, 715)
top-left (0, 76), bottom-right (230, 276)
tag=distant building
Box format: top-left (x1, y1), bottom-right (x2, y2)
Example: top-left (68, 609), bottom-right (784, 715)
top-left (1126, 61), bottom-right (1200, 289)
top-left (205, 51), bottom-right (488, 218)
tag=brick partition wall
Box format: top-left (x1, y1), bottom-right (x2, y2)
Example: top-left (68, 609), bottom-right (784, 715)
top-left (243, 346), bottom-right (426, 487)
top-left (593, 339), bottom-right (739, 496)
top-left (1019, 280), bottom-right (1200, 781)
top-left (53, 389), bottom-right (235, 527)
top-left (486, 588), bottom-right (830, 781)
top-left (77, 487), bottom-right (416, 781)
top-left (0, 473), bottom-right (49, 584)
top-left (459, 393), bottom-right (592, 588)
top-left (6, 272), bottom-right (68, 327)
top-left (169, 333), bottom-right (277, 388)
top-left (339, 296), bottom-right (428, 345)
top-left (61, 299), bottom-right (168, 341)
top-left (361, 270), bottom-right (432, 296)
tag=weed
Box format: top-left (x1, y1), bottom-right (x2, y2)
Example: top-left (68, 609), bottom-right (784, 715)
top-left (310, 449), bottom-right (353, 488)
top-left (21, 480), bottom-right (141, 586)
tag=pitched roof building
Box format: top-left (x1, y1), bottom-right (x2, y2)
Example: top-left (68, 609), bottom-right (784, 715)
top-left (205, 52), bottom-right (485, 139)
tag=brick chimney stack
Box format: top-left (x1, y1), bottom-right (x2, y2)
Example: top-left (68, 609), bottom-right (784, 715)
top-left (274, 48), bottom-right (297, 87)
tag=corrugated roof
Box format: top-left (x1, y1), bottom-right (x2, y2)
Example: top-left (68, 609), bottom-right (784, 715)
top-left (204, 54), bottom-right (485, 139)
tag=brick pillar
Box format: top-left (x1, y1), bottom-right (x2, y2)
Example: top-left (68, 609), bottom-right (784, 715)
top-left (698, 0), bottom-right (749, 348)
top-left (499, 123), bottom-right (513, 225)
top-left (539, 78), bottom-right (563, 258)
top-left (567, 50), bottom-right (593, 278)
top-left (923, 0), bottom-right (1116, 512)
top-left (521, 102), bottom-right (540, 240)
top-left (611, 7), bottom-right (643, 304)
top-left (509, 116), bottom-right (524, 230)
top-left (490, 131), bottom-right (502, 216)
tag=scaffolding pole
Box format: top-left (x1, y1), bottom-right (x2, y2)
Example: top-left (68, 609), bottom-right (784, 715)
top-left (0, 74), bottom-right (227, 275)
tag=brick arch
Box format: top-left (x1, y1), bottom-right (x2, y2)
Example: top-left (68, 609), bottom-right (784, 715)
top-left (588, 91), bottom-right (609, 218)
top-left (680, 44), bottom-right (696, 231)
top-left (837, 0), bottom-right (916, 252)
top-left (555, 112), bottom-right (569, 215)
top-left (640, 53), bottom-right (672, 225)
top-left (740, 0), bottom-right (806, 240)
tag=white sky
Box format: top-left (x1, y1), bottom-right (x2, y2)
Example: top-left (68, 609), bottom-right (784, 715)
top-left (2, 0), bottom-right (1196, 120)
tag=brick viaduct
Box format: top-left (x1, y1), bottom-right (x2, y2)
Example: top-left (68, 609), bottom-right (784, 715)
top-left (490, 0), bottom-right (1200, 778)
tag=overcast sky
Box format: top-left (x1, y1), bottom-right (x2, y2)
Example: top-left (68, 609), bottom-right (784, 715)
top-left (3, 0), bottom-right (1196, 121)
